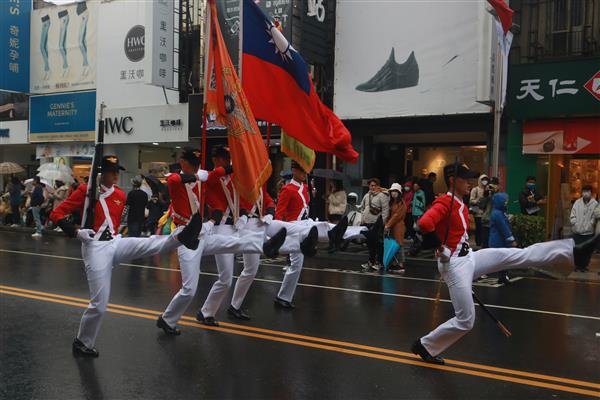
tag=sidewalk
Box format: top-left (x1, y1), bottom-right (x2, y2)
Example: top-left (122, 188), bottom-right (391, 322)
top-left (1, 224), bottom-right (598, 283)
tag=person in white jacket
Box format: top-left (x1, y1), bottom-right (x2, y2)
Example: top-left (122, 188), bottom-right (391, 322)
top-left (570, 185), bottom-right (598, 271)
top-left (326, 180), bottom-right (347, 223)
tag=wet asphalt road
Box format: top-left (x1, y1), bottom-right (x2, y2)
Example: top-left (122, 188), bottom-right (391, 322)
top-left (1, 230), bottom-right (599, 399)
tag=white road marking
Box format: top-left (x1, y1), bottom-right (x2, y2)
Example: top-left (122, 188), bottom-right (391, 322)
top-left (1, 248), bottom-right (599, 321)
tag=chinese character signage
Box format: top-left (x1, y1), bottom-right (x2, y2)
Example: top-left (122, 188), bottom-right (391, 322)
top-left (30, 91), bottom-right (96, 142)
top-left (145, 0), bottom-right (174, 88)
top-left (29, 0), bottom-right (98, 94)
top-left (508, 58), bottom-right (600, 119)
top-left (0, 0), bottom-right (31, 93)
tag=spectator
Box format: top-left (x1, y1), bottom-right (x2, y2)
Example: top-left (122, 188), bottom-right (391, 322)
top-left (7, 177), bottom-right (23, 227)
top-left (51, 180), bottom-right (69, 211)
top-left (489, 192), bottom-right (517, 284)
top-left (402, 178), bottom-right (415, 239)
top-left (519, 176), bottom-right (546, 216)
top-left (146, 194), bottom-right (164, 235)
top-left (345, 192), bottom-right (361, 226)
top-left (570, 185), bottom-right (598, 272)
top-left (326, 180), bottom-right (346, 223)
top-left (469, 174), bottom-right (489, 247)
top-left (30, 176), bottom-right (44, 238)
top-left (359, 178), bottom-right (389, 271)
top-left (480, 177), bottom-right (500, 248)
top-left (412, 181), bottom-right (426, 222)
top-left (126, 177), bottom-right (149, 237)
top-left (419, 172), bottom-right (437, 207)
top-left (384, 183), bottom-right (406, 274)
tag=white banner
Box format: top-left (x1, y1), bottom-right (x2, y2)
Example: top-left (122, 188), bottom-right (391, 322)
top-left (30, 0), bottom-right (98, 94)
top-left (334, 0), bottom-right (492, 119)
top-left (0, 120), bottom-right (28, 145)
top-left (36, 142), bottom-right (94, 158)
top-left (103, 103), bottom-right (188, 144)
top-left (96, 0), bottom-right (178, 110)
top-left (145, 0), bottom-right (175, 88)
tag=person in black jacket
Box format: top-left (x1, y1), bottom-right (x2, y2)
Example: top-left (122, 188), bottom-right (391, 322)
top-left (30, 176), bottom-right (45, 238)
top-left (518, 176), bottom-right (546, 216)
top-left (126, 177), bottom-right (148, 237)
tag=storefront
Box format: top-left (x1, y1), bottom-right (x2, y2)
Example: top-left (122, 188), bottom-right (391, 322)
top-left (506, 58), bottom-right (600, 238)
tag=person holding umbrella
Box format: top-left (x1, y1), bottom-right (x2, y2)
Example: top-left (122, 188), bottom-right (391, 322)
top-left (30, 176), bottom-right (45, 238)
top-left (383, 183), bottom-right (406, 273)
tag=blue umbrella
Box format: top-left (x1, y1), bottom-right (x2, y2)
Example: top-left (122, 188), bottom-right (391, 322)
top-left (383, 235), bottom-right (401, 271)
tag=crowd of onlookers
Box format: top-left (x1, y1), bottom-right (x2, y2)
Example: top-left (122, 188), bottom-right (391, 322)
top-left (2, 169), bottom-right (599, 275)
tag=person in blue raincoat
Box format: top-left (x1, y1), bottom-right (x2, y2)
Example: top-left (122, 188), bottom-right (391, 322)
top-left (489, 192), bottom-right (517, 284)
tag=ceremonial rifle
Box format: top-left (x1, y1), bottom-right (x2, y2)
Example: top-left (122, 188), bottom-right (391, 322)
top-left (82, 103), bottom-right (106, 230)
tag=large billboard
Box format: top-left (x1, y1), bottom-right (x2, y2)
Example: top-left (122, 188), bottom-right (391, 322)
top-left (96, 0), bottom-right (178, 109)
top-left (29, 0), bottom-right (98, 94)
top-left (0, 0), bottom-right (31, 93)
top-left (334, 0), bottom-right (492, 119)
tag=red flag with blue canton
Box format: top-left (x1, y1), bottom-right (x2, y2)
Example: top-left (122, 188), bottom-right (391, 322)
top-left (241, 0), bottom-right (358, 163)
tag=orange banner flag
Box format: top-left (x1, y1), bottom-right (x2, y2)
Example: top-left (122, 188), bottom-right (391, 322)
top-left (204, 0), bottom-right (272, 204)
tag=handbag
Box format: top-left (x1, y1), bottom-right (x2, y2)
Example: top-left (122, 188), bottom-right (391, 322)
top-left (368, 193), bottom-right (382, 215)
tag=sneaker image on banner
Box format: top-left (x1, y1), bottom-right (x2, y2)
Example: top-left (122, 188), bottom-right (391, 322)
top-left (356, 48), bottom-right (419, 92)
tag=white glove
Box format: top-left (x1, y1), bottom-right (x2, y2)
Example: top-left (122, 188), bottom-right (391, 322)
top-left (197, 169), bottom-right (209, 182)
top-left (436, 246), bottom-right (452, 263)
top-left (77, 229), bottom-right (96, 243)
top-left (234, 215), bottom-right (248, 231)
top-left (261, 214), bottom-right (274, 225)
top-left (201, 220), bottom-right (214, 236)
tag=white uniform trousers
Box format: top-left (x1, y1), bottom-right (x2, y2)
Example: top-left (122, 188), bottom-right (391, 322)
top-left (78, 231), bottom-right (182, 348)
top-left (421, 239), bottom-right (574, 356)
top-left (163, 221), bottom-right (264, 326)
top-left (201, 221), bottom-right (265, 318)
top-left (277, 252), bottom-right (304, 302)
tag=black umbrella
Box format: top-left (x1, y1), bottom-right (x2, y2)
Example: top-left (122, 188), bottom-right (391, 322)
top-left (311, 169), bottom-right (351, 188)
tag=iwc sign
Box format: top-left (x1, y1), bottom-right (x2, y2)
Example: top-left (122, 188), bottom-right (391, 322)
top-left (124, 25), bottom-right (145, 62)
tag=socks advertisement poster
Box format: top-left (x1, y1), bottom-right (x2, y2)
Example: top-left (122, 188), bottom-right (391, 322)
top-left (30, 0), bottom-right (97, 94)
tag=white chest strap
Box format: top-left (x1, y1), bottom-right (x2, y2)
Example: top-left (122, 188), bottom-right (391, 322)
top-left (93, 185), bottom-right (116, 240)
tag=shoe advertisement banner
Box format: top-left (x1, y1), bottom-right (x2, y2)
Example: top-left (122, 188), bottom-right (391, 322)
top-left (96, 0), bottom-right (178, 109)
top-left (0, 91), bottom-right (29, 122)
top-left (334, 1), bottom-right (492, 119)
top-left (29, 0), bottom-right (98, 94)
top-left (0, 0), bottom-right (31, 93)
top-left (29, 91), bottom-right (96, 143)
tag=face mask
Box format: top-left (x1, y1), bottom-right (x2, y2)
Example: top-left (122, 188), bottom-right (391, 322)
top-left (582, 191), bottom-right (592, 200)
top-left (404, 186), bottom-right (411, 192)
top-left (526, 183), bottom-right (536, 190)
top-left (481, 180), bottom-right (489, 186)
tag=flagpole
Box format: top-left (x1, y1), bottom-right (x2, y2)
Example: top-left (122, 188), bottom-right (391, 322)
top-left (491, 33), bottom-right (502, 178)
top-left (199, 0), bottom-right (212, 217)
top-left (238, 0), bottom-right (243, 80)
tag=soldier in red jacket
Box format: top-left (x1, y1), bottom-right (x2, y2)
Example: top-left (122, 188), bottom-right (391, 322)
top-left (50, 155), bottom-right (202, 357)
top-left (411, 162), bottom-right (600, 365)
top-left (157, 148), bottom-right (286, 333)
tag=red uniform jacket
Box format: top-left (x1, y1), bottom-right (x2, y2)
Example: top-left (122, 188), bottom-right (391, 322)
top-left (275, 180), bottom-right (310, 222)
top-left (167, 173), bottom-right (202, 226)
top-left (205, 167), bottom-right (234, 218)
top-left (417, 193), bottom-right (469, 253)
top-left (240, 187), bottom-right (275, 216)
top-left (50, 183), bottom-right (126, 235)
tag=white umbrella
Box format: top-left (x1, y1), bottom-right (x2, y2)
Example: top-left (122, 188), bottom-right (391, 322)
top-left (37, 163), bottom-right (73, 184)
top-left (24, 178), bottom-right (54, 193)
top-left (0, 162), bottom-right (25, 174)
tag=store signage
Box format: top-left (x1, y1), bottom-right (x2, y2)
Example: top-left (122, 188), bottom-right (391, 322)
top-left (30, 91), bottom-right (96, 142)
top-left (0, 0), bottom-right (31, 93)
top-left (36, 142), bottom-right (94, 158)
top-left (145, 0), bottom-right (174, 87)
top-left (508, 58), bottom-right (600, 119)
top-left (583, 70), bottom-right (600, 102)
top-left (307, 0), bottom-right (326, 22)
top-left (105, 116), bottom-right (134, 134)
top-left (104, 103), bottom-right (187, 144)
top-left (0, 128), bottom-right (9, 138)
top-left (124, 25), bottom-right (145, 62)
top-left (523, 118), bottom-right (600, 155)
top-left (0, 119), bottom-right (29, 145)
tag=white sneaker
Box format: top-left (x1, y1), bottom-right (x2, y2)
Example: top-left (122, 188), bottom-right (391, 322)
top-left (372, 263), bottom-right (382, 271)
top-left (54, 227), bottom-right (63, 232)
top-left (11, 224), bottom-right (19, 228)
top-left (361, 262), bottom-right (373, 271)
top-left (31, 232), bottom-right (42, 238)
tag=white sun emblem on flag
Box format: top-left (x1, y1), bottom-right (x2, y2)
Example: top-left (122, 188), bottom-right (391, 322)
top-left (265, 21), bottom-right (293, 62)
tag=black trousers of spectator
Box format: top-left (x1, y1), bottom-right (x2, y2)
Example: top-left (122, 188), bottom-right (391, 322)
top-left (474, 217), bottom-right (483, 247)
top-left (365, 222), bottom-right (383, 264)
top-left (10, 205), bottom-right (20, 225)
top-left (573, 233), bottom-right (594, 269)
top-left (405, 213), bottom-right (415, 239)
top-left (128, 221), bottom-right (143, 237)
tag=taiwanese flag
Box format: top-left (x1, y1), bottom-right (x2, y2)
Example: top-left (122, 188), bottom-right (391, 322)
top-left (241, 0), bottom-right (358, 163)
top-left (204, 0), bottom-right (271, 204)
top-left (487, 0), bottom-right (513, 35)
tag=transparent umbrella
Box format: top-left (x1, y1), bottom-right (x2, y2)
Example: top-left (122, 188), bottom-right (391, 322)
top-left (37, 163), bottom-right (74, 183)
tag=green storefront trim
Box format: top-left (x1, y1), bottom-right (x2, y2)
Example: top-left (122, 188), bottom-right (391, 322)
top-left (506, 120), bottom-right (538, 214)
top-left (507, 58), bottom-right (600, 120)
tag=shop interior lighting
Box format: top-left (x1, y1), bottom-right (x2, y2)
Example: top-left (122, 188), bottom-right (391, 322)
top-left (152, 143), bottom-right (159, 146)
